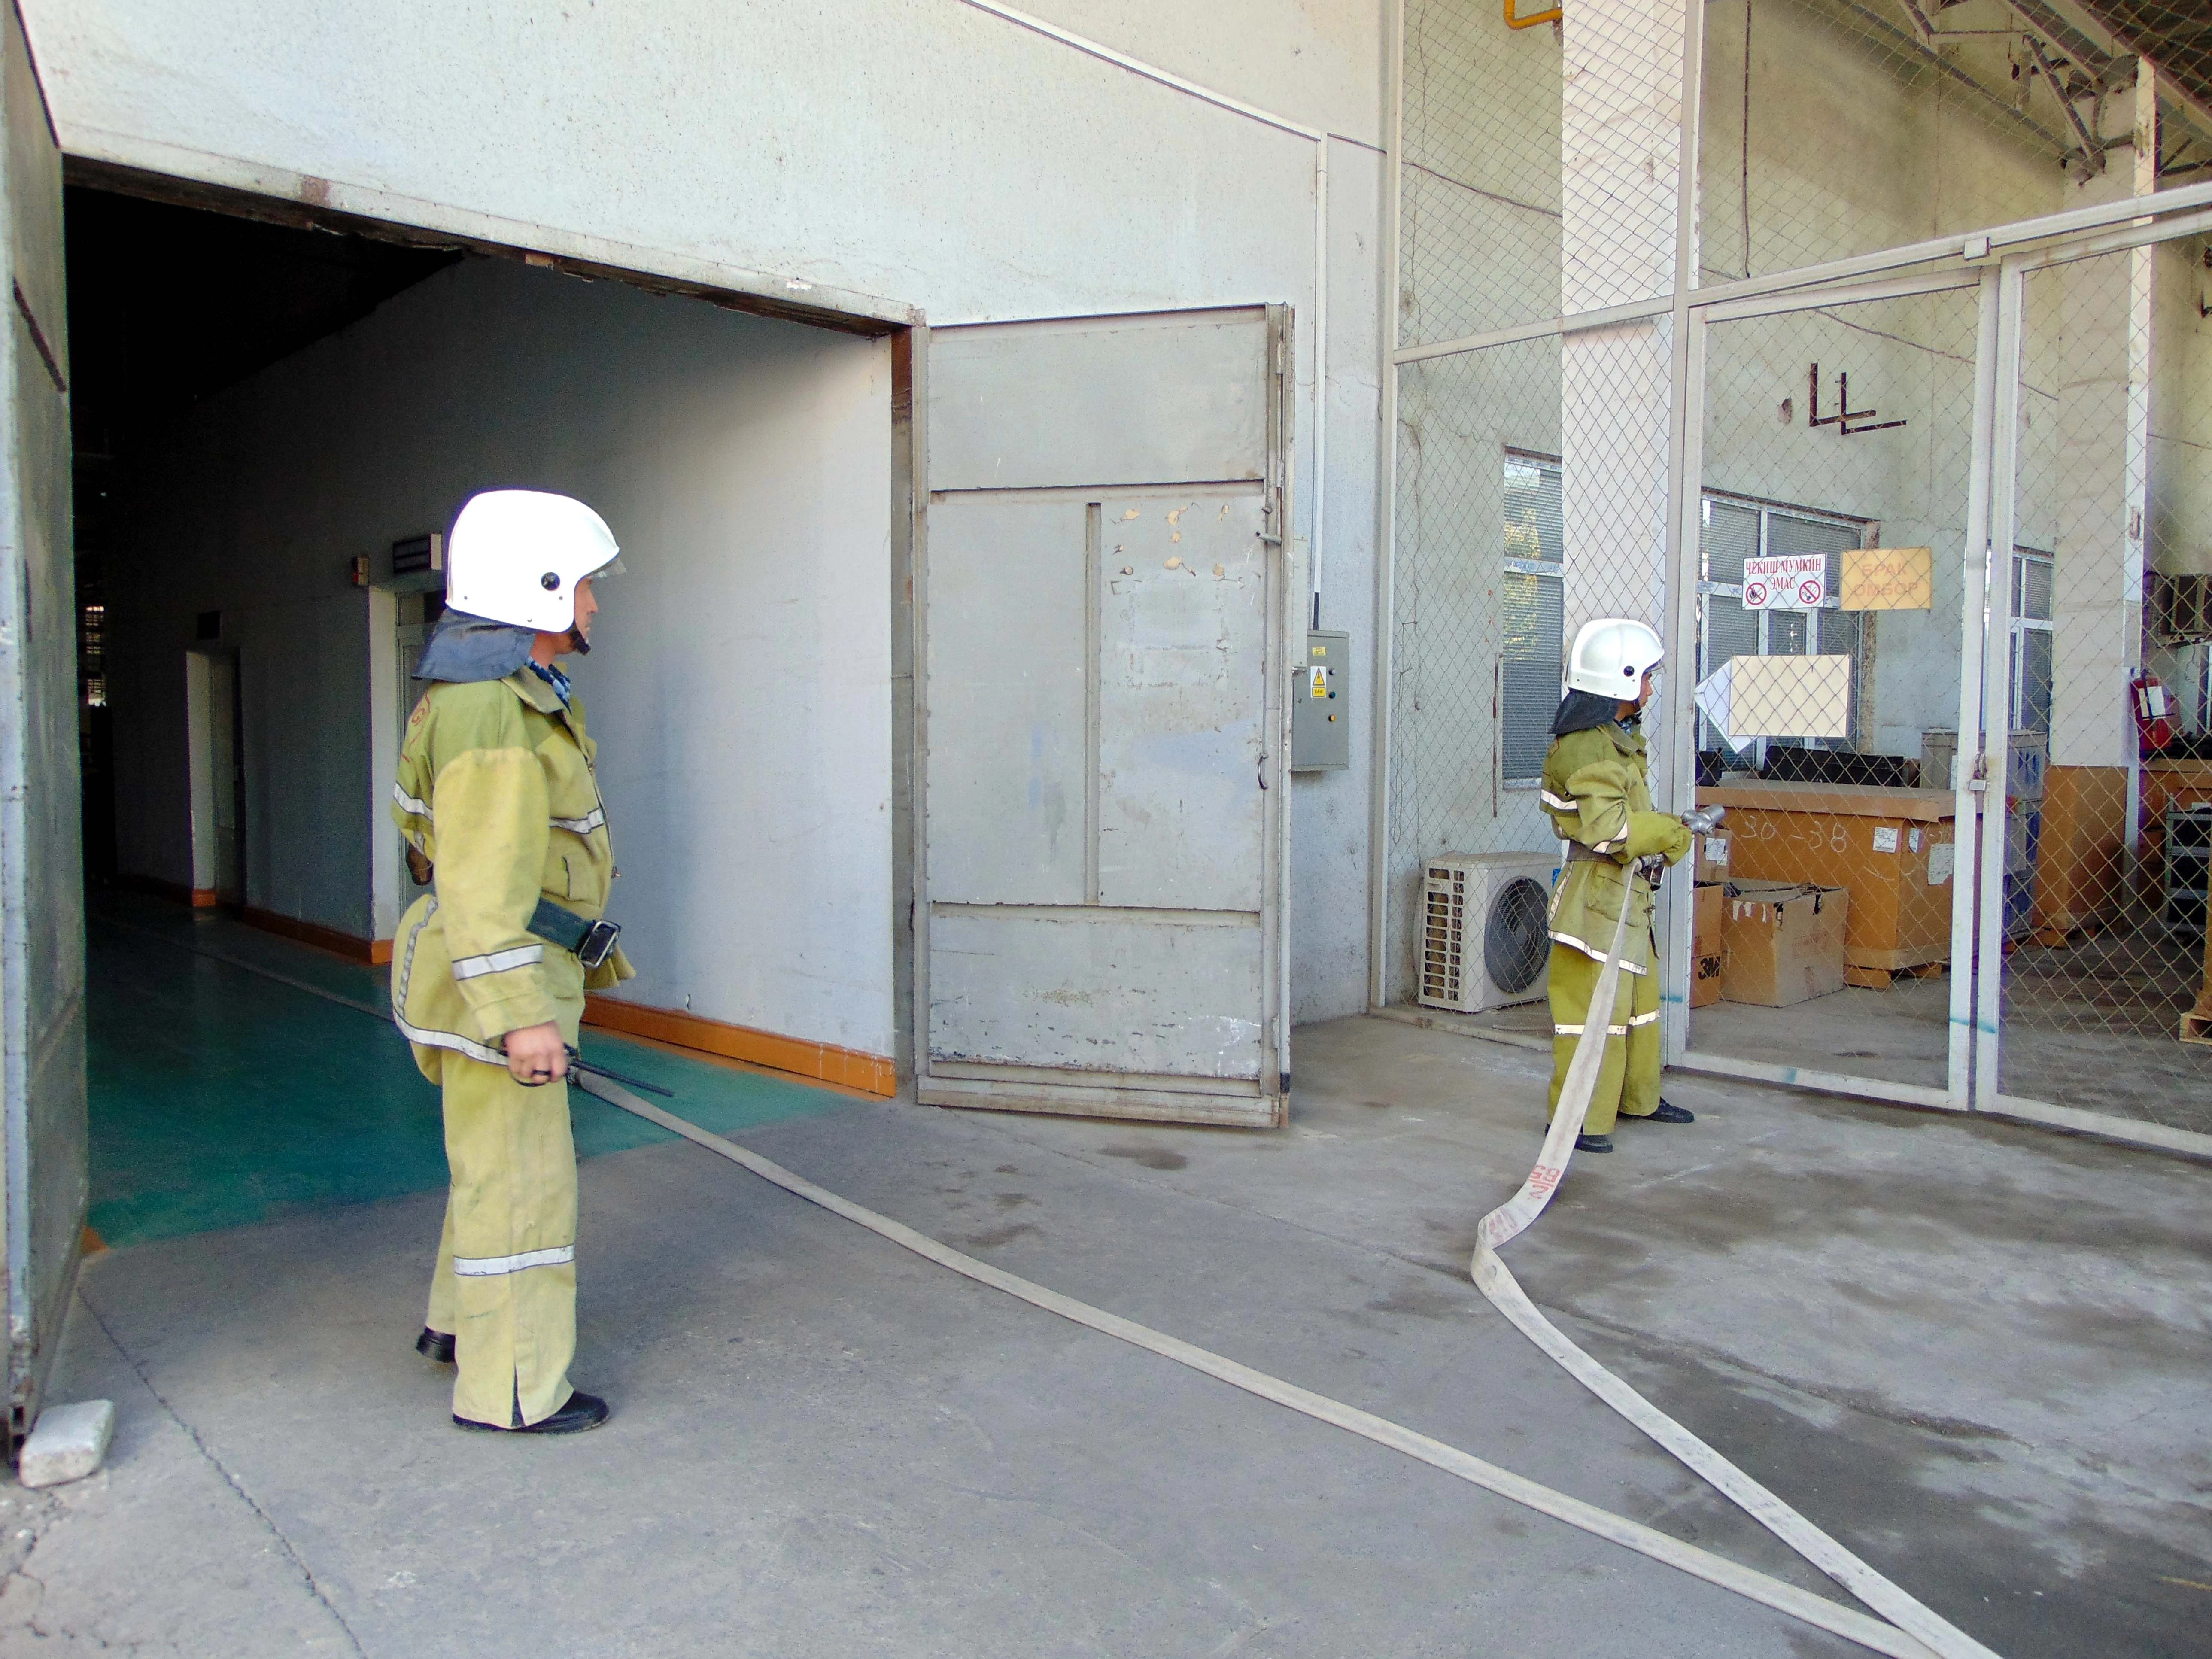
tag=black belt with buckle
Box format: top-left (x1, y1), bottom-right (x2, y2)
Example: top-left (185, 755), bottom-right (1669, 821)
top-left (528, 897), bottom-right (623, 969)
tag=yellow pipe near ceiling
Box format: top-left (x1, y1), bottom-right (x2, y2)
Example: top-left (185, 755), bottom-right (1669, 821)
top-left (1505, 0), bottom-right (1562, 27)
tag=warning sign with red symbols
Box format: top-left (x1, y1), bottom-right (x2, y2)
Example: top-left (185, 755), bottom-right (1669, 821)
top-left (1741, 553), bottom-right (1826, 611)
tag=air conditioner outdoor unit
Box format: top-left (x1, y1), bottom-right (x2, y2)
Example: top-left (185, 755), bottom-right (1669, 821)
top-left (1418, 851), bottom-right (1558, 1014)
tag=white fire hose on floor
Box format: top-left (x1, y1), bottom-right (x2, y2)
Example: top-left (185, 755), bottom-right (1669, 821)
top-left (1469, 898), bottom-right (2000, 1659)
top-left (115, 916), bottom-right (2001, 1658)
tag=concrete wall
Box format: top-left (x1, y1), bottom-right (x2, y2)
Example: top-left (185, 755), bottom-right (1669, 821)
top-left (1700, 0), bottom-right (2074, 283)
top-left (104, 258), bottom-right (899, 1061)
top-left (30, 0), bottom-right (1390, 1026)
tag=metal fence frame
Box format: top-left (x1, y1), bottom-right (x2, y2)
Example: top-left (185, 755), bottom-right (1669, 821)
top-left (1371, 0), bottom-right (2212, 1158)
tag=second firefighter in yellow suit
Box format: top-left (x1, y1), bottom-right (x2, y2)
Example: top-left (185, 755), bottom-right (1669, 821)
top-left (390, 489), bottom-right (635, 1434)
top-left (1540, 619), bottom-right (1695, 1154)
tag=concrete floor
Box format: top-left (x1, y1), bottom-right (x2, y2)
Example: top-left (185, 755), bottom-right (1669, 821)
top-left (1419, 962), bottom-right (2212, 1140)
top-left (8, 930), bottom-right (2211, 1656)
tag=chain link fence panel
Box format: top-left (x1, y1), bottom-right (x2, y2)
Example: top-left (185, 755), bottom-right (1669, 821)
top-left (1386, 0), bottom-right (2212, 1146)
top-left (1683, 284), bottom-right (1982, 1095)
top-left (1997, 244), bottom-right (2212, 1137)
top-left (1386, 322), bottom-right (1680, 1019)
top-left (1401, 0), bottom-right (1564, 349)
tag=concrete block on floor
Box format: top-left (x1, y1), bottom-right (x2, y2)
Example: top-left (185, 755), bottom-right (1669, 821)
top-left (18, 1400), bottom-right (115, 1489)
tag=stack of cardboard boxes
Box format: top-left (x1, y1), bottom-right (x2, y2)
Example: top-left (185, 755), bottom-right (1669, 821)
top-left (1690, 827), bottom-right (1853, 1010)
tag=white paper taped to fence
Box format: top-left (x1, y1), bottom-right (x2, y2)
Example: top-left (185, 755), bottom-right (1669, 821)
top-left (1695, 655), bottom-right (1853, 742)
top-left (1742, 553), bottom-right (1826, 610)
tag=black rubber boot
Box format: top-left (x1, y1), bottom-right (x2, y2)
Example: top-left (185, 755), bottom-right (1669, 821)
top-left (416, 1327), bottom-right (456, 1365)
top-left (1574, 1132), bottom-right (1613, 1153)
top-left (454, 1390), bottom-right (610, 1435)
top-left (1624, 1100), bottom-right (1695, 1125)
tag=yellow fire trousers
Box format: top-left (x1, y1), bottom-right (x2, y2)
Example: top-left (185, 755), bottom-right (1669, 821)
top-left (1545, 940), bottom-right (1662, 1136)
top-left (423, 1053), bottom-right (579, 1428)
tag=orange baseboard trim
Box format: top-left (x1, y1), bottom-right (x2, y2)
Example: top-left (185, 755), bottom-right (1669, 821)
top-left (582, 996), bottom-right (897, 1098)
top-left (190, 887), bottom-right (221, 909)
top-left (240, 905), bottom-right (382, 964)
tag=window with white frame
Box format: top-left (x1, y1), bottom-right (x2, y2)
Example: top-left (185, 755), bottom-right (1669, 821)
top-left (1696, 493), bottom-right (1870, 763)
top-left (1499, 462), bottom-right (1874, 781)
top-left (2009, 548), bottom-right (2053, 735)
top-left (1500, 453), bottom-right (1564, 785)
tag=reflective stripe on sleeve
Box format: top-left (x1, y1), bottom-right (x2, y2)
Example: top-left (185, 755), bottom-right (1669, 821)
top-left (1540, 790), bottom-right (1578, 812)
top-left (450, 944), bottom-right (544, 981)
top-left (394, 1013), bottom-right (509, 1067)
top-left (392, 896), bottom-right (522, 1069)
top-left (550, 808), bottom-right (605, 835)
top-left (393, 781), bottom-right (433, 819)
top-left (452, 1244), bottom-right (575, 1278)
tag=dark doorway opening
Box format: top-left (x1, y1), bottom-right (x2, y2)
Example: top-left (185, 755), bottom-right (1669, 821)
top-left (65, 185), bottom-right (463, 888)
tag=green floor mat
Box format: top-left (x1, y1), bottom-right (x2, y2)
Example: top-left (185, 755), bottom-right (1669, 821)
top-left (87, 892), bottom-right (857, 1248)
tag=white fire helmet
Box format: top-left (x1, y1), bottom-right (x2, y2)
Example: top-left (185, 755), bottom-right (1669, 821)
top-left (1565, 617), bottom-right (1664, 698)
top-left (445, 489), bottom-right (622, 633)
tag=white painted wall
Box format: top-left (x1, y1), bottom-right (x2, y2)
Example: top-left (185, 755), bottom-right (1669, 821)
top-left (30, 0), bottom-right (1390, 1026)
top-left (104, 258), bottom-right (898, 1061)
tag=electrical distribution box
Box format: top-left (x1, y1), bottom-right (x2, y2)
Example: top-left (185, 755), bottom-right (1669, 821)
top-left (1292, 630), bottom-right (1349, 771)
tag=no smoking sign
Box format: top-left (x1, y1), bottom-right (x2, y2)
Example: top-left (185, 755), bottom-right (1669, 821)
top-left (1743, 553), bottom-right (1826, 611)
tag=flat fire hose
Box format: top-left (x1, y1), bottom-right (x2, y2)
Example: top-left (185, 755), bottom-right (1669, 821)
top-left (108, 915), bottom-right (1984, 1657)
top-left (1472, 900), bottom-right (2000, 1659)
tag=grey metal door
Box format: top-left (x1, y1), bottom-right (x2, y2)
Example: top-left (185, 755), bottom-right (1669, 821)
top-left (918, 306), bottom-right (1292, 1127)
top-left (0, 5), bottom-right (83, 1443)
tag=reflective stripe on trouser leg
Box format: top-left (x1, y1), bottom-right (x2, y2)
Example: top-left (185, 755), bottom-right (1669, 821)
top-left (1547, 939), bottom-right (1659, 1138)
top-left (439, 1054), bottom-right (578, 1428)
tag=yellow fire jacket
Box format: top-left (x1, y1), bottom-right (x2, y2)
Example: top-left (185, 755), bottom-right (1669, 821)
top-left (389, 665), bottom-right (634, 1076)
top-left (1537, 721), bottom-right (1690, 976)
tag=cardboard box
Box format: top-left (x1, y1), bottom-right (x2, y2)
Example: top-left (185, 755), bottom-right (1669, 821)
top-left (1691, 951), bottom-right (1725, 1009)
top-left (1720, 881), bottom-right (1849, 1007)
top-left (1695, 831), bottom-right (1731, 885)
top-left (1696, 782), bottom-right (1954, 984)
top-left (1693, 881), bottom-right (1724, 954)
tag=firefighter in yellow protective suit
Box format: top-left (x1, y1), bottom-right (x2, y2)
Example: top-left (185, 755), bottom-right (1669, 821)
top-left (1540, 618), bottom-right (1695, 1154)
top-left (389, 489), bottom-right (635, 1434)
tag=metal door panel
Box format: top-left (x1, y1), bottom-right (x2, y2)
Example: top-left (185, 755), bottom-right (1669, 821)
top-left (919, 306), bottom-right (1290, 1126)
top-left (928, 309), bottom-right (1270, 492)
top-left (0, 5), bottom-right (81, 1442)
top-left (924, 494), bottom-right (1090, 906)
top-left (928, 907), bottom-right (1263, 1079)
top-left (1097, 488), bottom-right (1268, 912)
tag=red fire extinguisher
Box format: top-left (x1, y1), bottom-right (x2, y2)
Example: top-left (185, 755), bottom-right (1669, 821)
top-left (2132, 672), bottom-right (2175, 755)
